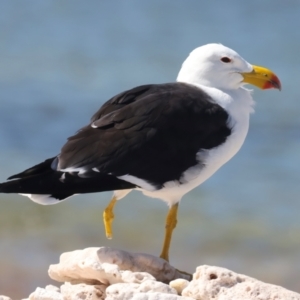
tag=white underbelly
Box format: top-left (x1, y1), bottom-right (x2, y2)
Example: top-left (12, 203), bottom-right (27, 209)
top-left (141, 114), bottom-right (250, 207)
top-left (122, 87), bottom-right (254, 207)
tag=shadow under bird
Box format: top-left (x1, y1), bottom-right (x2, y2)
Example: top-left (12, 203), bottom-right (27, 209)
top-left (0, 44), bottom-right (281, 262)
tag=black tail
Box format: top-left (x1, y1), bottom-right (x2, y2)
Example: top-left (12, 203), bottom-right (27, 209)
top-left (0, 157), bottom-right (136, 200)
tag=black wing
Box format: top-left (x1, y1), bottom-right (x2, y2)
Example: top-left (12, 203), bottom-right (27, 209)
top-left (56, 82), bottom-right (231, 188)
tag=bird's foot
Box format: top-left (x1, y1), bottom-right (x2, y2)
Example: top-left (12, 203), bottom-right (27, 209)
top-left (103, 196), bottom-right (117, 239)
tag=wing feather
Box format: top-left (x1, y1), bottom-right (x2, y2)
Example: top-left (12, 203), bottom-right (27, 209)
top-left (57, 83), bottom-right (231, 187)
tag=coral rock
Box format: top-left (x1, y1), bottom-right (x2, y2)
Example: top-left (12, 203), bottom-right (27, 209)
top-left (60, 282), bottom-right (106, 300)
top-left (0, 296), bottom-right (12, 300)
top-left (169, 279), bottom-right (190, 295)
top-left (48, 247), bottom-right (190, 286)
top-left (182, 265), bottom-right (300, 300)
top-left (21, 248), bottom-right (300, 300)
top-left (105, 279), bottom-right (192, 300)
top-left (122, 293), bottom-right (193, 300)
top-left (28, 287), bottom-right (62, 300)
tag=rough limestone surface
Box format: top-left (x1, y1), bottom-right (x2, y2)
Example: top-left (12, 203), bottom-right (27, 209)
top-left (169, 279), bottom-right (190, 295)
top-left (60, 282), bottom-right (106, 300)
top-left (27, 286), bottom-right (63, 300)
top-left (8, 247), bottom-right (300, 300)
top-left (182, 265), bottom-right (300, 300)
top-left (24, 283), bottom-right (106, 300)
top-left (127, 293), bottom-right (193, 300)
top-left (105, 280), bottom-right (179, 300)
top-left (48, 247), bottom-right (191, 285)
top-left (0, 296), bottom-right (12, 300)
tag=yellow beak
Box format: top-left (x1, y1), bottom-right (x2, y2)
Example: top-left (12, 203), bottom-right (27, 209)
top-left (241, 65), bottom-right (281, 90)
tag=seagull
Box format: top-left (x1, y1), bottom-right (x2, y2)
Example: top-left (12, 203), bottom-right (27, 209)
top-left (0, 44), bottom-right (281, 262)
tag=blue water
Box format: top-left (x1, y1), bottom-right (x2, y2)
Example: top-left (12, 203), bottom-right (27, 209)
top-left (0, 1), bottom-right (300, 298)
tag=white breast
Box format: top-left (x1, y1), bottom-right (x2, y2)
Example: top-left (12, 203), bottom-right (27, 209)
top-left (141, 86), bottom-right (254, 207)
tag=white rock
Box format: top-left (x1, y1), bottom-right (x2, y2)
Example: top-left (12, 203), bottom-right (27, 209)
top-left (169, 279), bottom-right (189, 295)
top-left (96, 247), bottom-right (191, 282)
top-left (131, 293), bottom-right (194, 300)
top-left (105, 282), bottom-right (140, 300)
top-left (119, 269), bottom-right (155, 283)
top-left (182, 265), bottom-right (300, 300)
top-left (0, 296), bottom-right (12, 300)
top-left (49, 247), bottom-right (103, 284)
top-left (28, 287), bottom-right (63, 300)
top-left (138, 280), bottom-right (177, 294)
top-left (48, 247), bottom-right (190, 286)
top-left (105, 279), bottom-right (181, 300)
top-left (60, 282), bottom-right (106, 300)
top-left (45, 285), bottom-right (60, 292)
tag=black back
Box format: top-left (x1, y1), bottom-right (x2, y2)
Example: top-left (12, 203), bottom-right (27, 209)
top-left (57, 82), bottom-right (231, 188)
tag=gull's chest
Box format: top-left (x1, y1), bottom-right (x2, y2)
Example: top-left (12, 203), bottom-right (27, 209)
top-left (141, 89), bottom-right (253, 205)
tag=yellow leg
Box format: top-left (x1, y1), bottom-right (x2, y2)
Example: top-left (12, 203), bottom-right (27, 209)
top-left (103, 196), bottom-right (117, 239)
top-left (159, 203), bottom-right (179, 262)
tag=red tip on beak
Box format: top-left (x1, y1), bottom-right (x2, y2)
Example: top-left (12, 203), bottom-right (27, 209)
top-left (263, 73), bottom-right (282, 91)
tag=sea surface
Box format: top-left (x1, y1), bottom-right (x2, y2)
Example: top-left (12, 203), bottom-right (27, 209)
top-left (0, 1), bottom-right (300, 298)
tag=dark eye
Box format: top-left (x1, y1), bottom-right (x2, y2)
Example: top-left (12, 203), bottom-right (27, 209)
top-left (220, 57), bottom-right (232, 63)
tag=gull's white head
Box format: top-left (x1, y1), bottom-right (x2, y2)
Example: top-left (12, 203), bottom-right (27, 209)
top-left (177, 43), bottom-right (281, 91)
